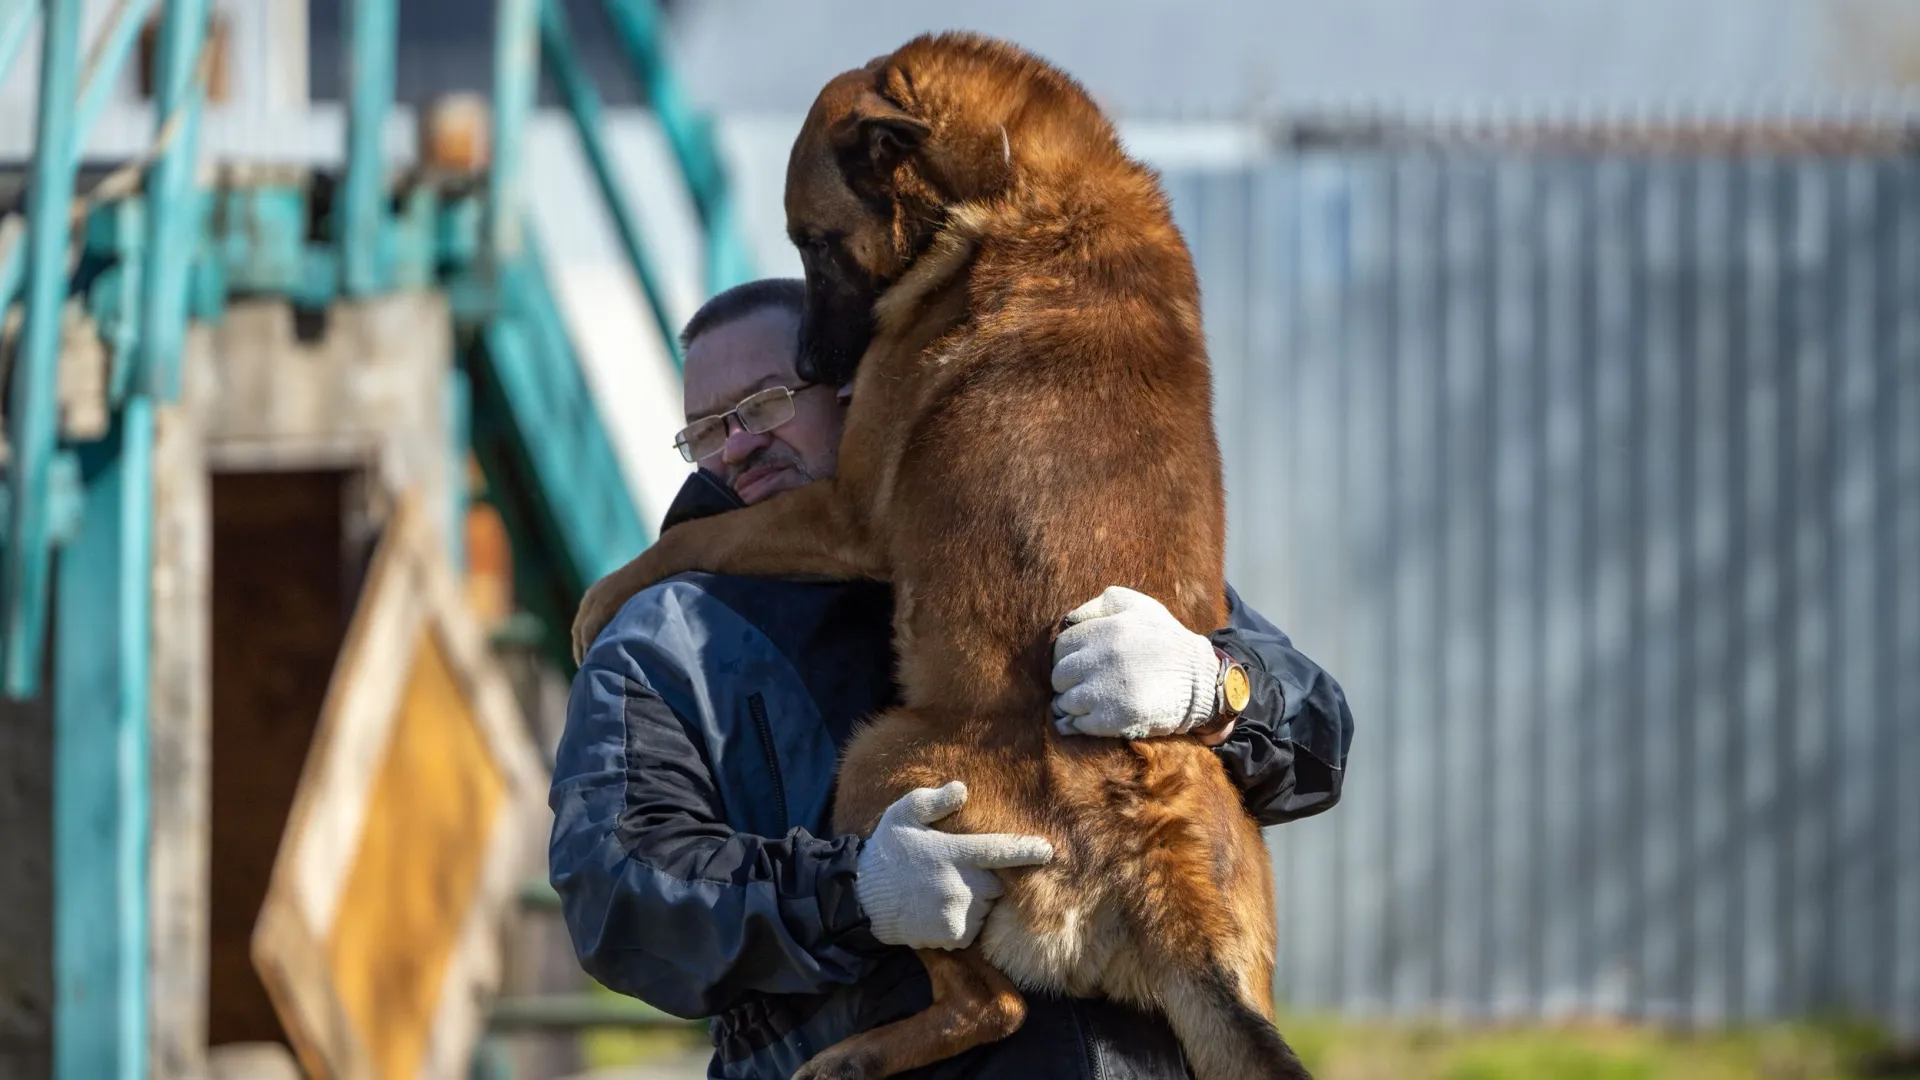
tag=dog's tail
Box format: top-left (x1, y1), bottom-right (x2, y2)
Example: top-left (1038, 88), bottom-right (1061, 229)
top-left (1157, 964), bottom-right (1313, 1080)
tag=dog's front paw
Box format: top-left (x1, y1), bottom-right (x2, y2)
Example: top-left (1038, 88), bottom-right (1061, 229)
top-left (792, 1046), bottom-right (881, 1080)
top-left (570, 526), bottom-right (709, 662)
top-left (571, 576), bottom-right (623, 665)
top-left (570, 553), bottom-right (660, 663)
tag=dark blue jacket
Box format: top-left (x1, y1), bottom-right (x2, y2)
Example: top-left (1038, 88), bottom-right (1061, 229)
top-left (550, 472), bottom-right (1353, 1079)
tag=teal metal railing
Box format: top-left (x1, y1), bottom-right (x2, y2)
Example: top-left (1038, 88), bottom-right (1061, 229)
top-left (0, 3), bottom-right (214, 1078)
top-left (0, 0), bottom-right (750, 1074)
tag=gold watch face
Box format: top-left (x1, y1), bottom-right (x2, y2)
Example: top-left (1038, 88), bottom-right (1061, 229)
top-left (1221, 663), bottom-right (1252, 714)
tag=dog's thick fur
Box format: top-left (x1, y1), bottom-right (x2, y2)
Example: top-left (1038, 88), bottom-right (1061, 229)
top-left (572, 33), bottom-right (1309, 1080)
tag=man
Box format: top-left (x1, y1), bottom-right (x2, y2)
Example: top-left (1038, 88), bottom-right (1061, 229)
top-left (551, 279), bottom-right (1353, 1079)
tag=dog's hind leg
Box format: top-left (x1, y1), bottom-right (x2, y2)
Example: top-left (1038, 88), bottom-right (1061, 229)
top-left (1151, 956), bottom-right (1312, 1080)
top-left (1129, 854), bottom-right (1311, 1080)
top-left (792, 948), bottom-right (1025, 1080)
top-left (1115, 742), bottom-right (1311, 1079)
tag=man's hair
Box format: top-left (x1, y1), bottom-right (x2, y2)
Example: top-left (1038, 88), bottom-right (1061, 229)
top-left (678, 278), bottom-right (806, 351)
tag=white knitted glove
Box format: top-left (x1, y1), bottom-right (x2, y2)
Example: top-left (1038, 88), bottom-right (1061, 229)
top-left (854, 782), bottom-right (1054, 950)
top-left (1051, 586), bottom-right (1220, 740)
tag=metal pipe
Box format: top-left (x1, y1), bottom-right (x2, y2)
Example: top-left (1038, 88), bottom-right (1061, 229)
top-left (54, 398), bottom-right (155, 1080)
top-left (138, 0), bottom-right (208, 400)
top-left (0, 0), bottom-right (33, 91)
top-left (598, 0), bottom-right (753, 294)
top-left (341, 0), bottom-right (395, 294)
top-left (74, 0), bottom-right (160, 141)
top-left (4, 0), bottom-right (84, 697)
top-left (538, 0), bottom-right (681, 367)
top-left (488, 0), bottom-right (537, 269)
top-left (0, 0), bottom-right (161, 325)
top-left (110, 395), bottom-right (154, 1080)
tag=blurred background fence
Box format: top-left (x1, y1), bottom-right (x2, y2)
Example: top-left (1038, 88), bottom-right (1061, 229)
top-left (1160, 143), bottom-right (1920, 1036)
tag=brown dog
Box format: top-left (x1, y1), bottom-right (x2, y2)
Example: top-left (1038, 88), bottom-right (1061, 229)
top-left (572, 33), bottom-right (1310, 1080)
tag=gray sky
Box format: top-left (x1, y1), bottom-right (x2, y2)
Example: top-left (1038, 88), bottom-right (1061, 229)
top-left (666, 0), bottom-right (1920, 120)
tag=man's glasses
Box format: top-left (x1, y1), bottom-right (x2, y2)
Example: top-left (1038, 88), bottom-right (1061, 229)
top-left (674, 384), bottom-right (816, 462)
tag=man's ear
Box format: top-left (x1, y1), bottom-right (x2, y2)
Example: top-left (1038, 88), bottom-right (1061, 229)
top-left (833, 89), bottom-right (931, 179)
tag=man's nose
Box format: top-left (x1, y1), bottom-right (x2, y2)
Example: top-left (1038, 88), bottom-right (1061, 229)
top-left (720, 419), bottom-right (771, 466)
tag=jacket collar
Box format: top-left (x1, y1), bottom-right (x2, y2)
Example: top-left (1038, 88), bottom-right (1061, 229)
top-left (661, 469), bottom-right (746, 532)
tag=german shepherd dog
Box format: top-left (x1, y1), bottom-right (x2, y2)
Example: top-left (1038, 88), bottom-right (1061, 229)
top-left (573, 32), bottom-right (1311, 1080)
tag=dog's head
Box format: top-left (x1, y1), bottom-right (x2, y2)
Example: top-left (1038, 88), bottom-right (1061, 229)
top-left (784, 37), bottom-right (1051, 386)
top-left (783, 64), bottom-right (930, 387)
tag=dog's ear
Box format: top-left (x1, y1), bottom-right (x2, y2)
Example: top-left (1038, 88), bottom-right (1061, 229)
top-left (833, 90), bottom-right (931, 180)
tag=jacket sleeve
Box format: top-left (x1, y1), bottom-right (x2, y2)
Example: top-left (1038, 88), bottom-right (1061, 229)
top-left (1208, 585), bottom-right (1354, 827)
top-left (547, 621), bottom-right (890, 1018)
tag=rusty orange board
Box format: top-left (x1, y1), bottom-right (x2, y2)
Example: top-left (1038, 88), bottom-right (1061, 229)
top-left (253, 495), bottom-right (545, 1080)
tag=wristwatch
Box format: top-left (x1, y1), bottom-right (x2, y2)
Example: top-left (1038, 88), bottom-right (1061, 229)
top-left (1192, 646), bottom-right (1250, 739)
top-left (1214, 646), bottom-right (1251, 720)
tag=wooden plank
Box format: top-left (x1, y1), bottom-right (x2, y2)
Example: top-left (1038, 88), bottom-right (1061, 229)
top-left (326, 627), bottom-right (506, 1078)
top-left (252, 495), bottom-right (543, 1080)
top-left (149, 371), bottom-right (212, 1078)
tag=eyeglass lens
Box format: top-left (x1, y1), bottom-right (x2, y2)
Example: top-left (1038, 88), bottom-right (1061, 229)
top-left (674, 386), bottom-right (800, 462)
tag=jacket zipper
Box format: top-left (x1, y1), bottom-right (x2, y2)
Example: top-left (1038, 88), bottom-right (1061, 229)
top-left (1072, 1001), bottom-right (1105, 1080)
top-left (747, 693), bottom-right (789, 833)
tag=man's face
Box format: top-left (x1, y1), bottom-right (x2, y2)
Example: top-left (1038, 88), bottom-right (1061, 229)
top-left (682, 306), bottom-right (845, 505)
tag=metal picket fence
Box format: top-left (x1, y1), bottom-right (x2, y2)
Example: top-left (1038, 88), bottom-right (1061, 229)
top-left (1162, 145), bottom-right (1920, 1035)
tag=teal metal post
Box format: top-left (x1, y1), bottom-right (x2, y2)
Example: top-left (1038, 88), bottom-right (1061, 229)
top-left (538, 0), bottom-right (681, 366)
top-left (55, 401), bottom-right (155, 1080)
top-left (489, 0), bottom-right (537, 269)
top-left (599, 0), bottom-right (753, 294)
top-left (0, 0), bottom-right (165, 325)
top-left (341, 0), bottom-right (396, 294)
top-left (138, 0), bottom-right (209, 400)
top-left (4, 0), bottom-right (83, 698)
top-left (73, 0), bottom-right (160, 140)
top-left (0, 0), bottom-right (33, 89)
top-left (698, 157), bottom-right (752, 295)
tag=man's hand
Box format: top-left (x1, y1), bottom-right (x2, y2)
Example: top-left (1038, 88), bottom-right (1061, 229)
top-left (854, 782), bottom-right (1054, 950)
top-left (1051, 585), bottom-right (1233, 744)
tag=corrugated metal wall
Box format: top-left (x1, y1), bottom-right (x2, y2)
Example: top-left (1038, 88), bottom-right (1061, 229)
top-left (1162, 153), bottom-right (1920, 1034)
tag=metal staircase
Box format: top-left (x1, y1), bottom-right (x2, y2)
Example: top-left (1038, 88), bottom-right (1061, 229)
top-left (0, 0), bottom-right (746, 1074)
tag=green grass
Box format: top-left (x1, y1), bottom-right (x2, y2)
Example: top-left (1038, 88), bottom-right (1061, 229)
top-left (1276, 1012), bottom-right (1909, 1080)
top-left (579, 1024), bottom-right (710, 1071)
top-left (575, 982), bottom-right (709, 1070)
top-left (567, 985), bottom-right (1917, 1080)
